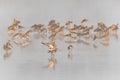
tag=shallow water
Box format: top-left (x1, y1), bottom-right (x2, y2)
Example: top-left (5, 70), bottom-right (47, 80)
top-left (0, 0), bottom-right (120, 80)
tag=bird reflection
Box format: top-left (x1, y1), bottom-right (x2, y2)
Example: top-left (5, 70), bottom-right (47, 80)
top-left (48, 55), bottom-right (57, 70)
top-left (77, 39), bottom-right (90, 45)
top-left (93, 44), bottom-right (98, 48)
top-left (114, 34), bottom-right (118, 40)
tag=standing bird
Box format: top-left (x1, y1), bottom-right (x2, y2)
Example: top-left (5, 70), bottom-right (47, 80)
top-left (8, 19), bottom-right (24, 34)
top-left (3, 41), bottom-right (13, 59)
top-left (81, 19), bottom-right (88, 26)
top-left (41, 42), bottom-right (57, 57)
top-left (68, 45), bottom-right (73, 60)
top-left (66, 21), bottom-right (73, 29)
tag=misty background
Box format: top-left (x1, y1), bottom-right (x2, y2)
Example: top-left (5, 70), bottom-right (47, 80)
top-left (0, 0), bottom-right (120, 80)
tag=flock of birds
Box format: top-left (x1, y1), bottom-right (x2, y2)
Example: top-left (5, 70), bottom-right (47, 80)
top-left (3, 19), bottom-right (119, 70)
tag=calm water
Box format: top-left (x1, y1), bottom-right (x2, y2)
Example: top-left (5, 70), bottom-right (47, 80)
top-left (0, 0), bottom-right (120, 80)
